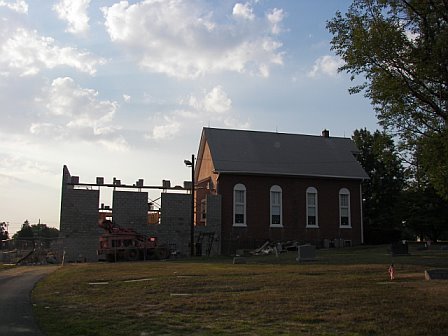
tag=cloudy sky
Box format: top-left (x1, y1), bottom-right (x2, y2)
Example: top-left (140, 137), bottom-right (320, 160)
top-left (0, 0), bottom-right (378, 234)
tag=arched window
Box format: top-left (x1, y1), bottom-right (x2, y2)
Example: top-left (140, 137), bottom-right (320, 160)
top-left (339, 188), bottom-right (351, 227)
top-left (233, 184), bottom-right (246, 227)
top-left (306, 187), bottom-right (318, 227)
top-left (270, 185), bottom-right (282, 227)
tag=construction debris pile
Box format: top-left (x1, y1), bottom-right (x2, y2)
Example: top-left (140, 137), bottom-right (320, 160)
top-left (0, 239), bottom-right (63, 265)
top-left (250, 240), bottom-right (299, 256)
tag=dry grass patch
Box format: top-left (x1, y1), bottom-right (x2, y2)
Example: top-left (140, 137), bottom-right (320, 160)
top-left (33, 246), bottom-right (448, 335)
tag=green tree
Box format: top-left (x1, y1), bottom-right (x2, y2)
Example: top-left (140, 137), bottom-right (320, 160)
top-left (14, 220), bottom-right (34, 239)
top-left (418, 129), bottom-right (448, 198)
top-left (400, 185), bottom-right (448, 241)
top-left (33, 223), bottom-right (59, 239)
top-left (0, 222), bottom-right (9, 241)
top-left (353, 128), bottom-right (405, 243)
top-left (13, 220), bottom-right (59, 240)
top-left (327, 0), bottom-right (448, 200)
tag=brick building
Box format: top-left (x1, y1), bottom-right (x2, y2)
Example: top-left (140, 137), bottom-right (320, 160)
top-left (195, 127), bottom-right (369, 255)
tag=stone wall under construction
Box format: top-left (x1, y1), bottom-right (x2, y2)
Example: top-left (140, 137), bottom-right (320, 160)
top-left (147, 193), bottom-right (191, 256)
top-left (112, 190), bottom-right (148, 233)
top-left (60, 166), bottom-right (102, 262)
top-left (59, 165), bottom-right (222, 261)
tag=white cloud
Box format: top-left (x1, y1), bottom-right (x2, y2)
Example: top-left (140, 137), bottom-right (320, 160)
top-left (222, 115), bottom-right (250, 129)
top-left (1, 154), bottom-right (50, 177)
top-left (45, 77), bottom-right (117, 121)
top-left (193, 85), bottom-right (232, 114)
top-left (0, 173), bottom-right (18, 187)
top-left (146, 116), bottom-right (181, 140)
top-left (307, 55), bottom-right (344, 78)
top-left (233, 3), bottom-right (255, 21)
top-left (53, 0), bottom-right (91, 35)
top-left (267, 8), bottom-right (284, 35)
top-left (204, 86), bottom-right (232, 114)
top-left (0, 26), bottom-right (105, 76)
top-left (32, 77), bottom-right (128, 150)
top-left (102, 0), bottom-right (284, 79)
top-left (0, 0), bottom-right (28, 14)
top-left (147, 85), bottom-right (248, 140)
top-left (0, 147), bottom-right (55, 188)
top-left (29, 122), bottom-right (67, 140)
top-left (97, 136), bottom-right (129, 152)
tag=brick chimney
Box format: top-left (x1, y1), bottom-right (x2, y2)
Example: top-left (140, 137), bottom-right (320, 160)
top-left (321, 129), bottom-right (330, 138)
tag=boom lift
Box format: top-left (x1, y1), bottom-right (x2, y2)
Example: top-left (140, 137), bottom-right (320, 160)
top-left (97, 219), bottom-right (169, 262)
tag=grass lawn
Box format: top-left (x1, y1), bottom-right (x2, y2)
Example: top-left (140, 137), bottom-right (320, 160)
top-left (33, 245), bottom-right (448, 336)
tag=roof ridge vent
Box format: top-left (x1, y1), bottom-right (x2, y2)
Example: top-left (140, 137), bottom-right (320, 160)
top-left (321, 129), bottom-right (330, 138)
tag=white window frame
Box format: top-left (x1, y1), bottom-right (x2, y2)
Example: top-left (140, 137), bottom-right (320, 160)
top-left (339, 188), bottom-right (351, 228)
top-left (233, 184), bottom-right (246, 227)
top-left (306, 187), bottom-right (318, 228)
top-left (270, 185), bottom-right (283, 227)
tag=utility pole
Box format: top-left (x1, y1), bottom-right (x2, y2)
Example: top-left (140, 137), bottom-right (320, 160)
top-left (184, 154), bottom-right (195, 257)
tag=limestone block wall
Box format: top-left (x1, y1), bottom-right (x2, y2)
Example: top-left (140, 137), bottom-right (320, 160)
top-left (59, 164), bottom-right (222, 260)
top-left (112, 190), bottom-right (148, 233)
top-left (147, 193), bottom-right (191, 256)
top-left (60, 187), bottom-right (101, 262)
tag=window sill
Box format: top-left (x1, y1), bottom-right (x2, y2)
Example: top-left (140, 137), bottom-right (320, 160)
top-left (339, 225), bottom-right (352, 229)
top-left (233, 223), bottom-right (247, 228)
top-left (306, 225), bottom-right (319, 229)
top-left (270, 224), bottom-right (283, 228)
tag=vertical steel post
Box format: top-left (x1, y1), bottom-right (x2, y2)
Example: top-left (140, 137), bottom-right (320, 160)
top-left (190, 154), bottom-right (195, 257)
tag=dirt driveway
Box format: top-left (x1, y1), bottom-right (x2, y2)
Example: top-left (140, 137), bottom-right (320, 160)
top-left (0, 266), bottom-right (58, 335)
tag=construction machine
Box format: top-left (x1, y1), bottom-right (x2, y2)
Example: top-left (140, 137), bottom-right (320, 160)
top-left (97, 219), bottom-right (169, 262)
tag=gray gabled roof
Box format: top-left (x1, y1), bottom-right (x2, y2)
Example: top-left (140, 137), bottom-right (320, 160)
top-left (200, 127), bottom-right (369, 180)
